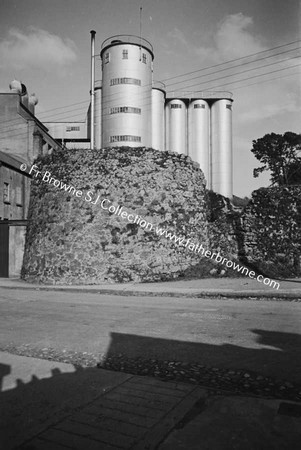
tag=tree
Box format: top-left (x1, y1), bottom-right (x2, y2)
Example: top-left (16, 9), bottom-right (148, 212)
top-left (251, 132), bottom-right (301, 186)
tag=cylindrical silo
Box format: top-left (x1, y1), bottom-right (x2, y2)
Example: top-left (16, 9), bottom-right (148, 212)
top-left (165, 99), bottom-right (187, 155)
top-left (151, 87), bottom-right (165, 151)
top-left (188, 99), bottom-right (210, 186)
top-left (210, 99), bottom-right (233, 199)
top-left (95, 84), bottom-right (102, 149)
top-left (100, 35), bottom-right (153, 148)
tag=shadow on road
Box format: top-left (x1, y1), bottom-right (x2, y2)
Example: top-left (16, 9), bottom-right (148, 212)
top-left (103, 328), bottom-right (301, 384)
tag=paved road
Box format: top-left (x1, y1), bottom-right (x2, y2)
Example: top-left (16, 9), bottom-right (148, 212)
top-left (0, 288), bottom-right (300, 382)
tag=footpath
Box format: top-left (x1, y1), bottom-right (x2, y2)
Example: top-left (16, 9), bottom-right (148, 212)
top-left (0, 351), bottom-right (300, 450)
top-left (1, 276), bottom-right (301, 299)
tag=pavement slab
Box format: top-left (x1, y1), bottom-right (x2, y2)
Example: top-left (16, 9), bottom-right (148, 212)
top-left (158, 396), bottom-right (301, 450)
top-left (0, 352), bottom-right (131, 449)
top-left (18, 372), bottom-right (207, 450)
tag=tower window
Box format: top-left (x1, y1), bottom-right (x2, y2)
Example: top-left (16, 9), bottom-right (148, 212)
top-left (142, 53), bottom-right (147, 64)
top-left (110, 78), bottom-right (141, 86)
top-left (16, 186), bottom-right (22, 206)
top-left (122, 49), bottom-right (128, 59)
top-left (170, 104), bottom-right (182, 109)
top-left (194, 104), bottom-right (205, 109)
top-left (226, 104), bottom-right (232, 110)
top-left (66, 126), bottom-right (80, 132)
top-left (110, 106), bottom-right (141, 114)
top-left (104, 52), bottom-right (110, 64)
top-left (3, 182), bottom-right (10, 203)
top-left (110, 135), bottom-right (141, 143)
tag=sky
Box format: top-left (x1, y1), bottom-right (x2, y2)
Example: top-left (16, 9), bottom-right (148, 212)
top-left (0, 0), bottom-right (300, 197)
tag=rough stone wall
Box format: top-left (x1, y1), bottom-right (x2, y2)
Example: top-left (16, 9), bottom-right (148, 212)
top-left (205, 190), bottom-right (242, 276)
top-left (22, 147), bottom-right (210, 284)
top-left (242, 186), bottom-right (301, 277)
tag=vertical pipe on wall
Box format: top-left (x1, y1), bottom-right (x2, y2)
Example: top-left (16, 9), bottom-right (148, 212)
top-left (95, 84), bottom-right (102, 149)
top-left (90, 30), bottom-right (96, 150)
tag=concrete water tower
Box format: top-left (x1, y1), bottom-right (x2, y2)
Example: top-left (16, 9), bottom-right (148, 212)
top-left (100, 35), bottom-right (154, 148)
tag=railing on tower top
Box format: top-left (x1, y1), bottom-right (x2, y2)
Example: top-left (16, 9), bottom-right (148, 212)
top-left (101, 35), bottom-right (153, 54)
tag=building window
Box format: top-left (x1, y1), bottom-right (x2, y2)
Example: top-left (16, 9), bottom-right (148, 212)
top-left (66, 126), bottom-right (80, 132)
top-left (110, 106), bottom-right (141, 115)
top-left (142, 53), bottom-right (147, 64)
top-left (110, 135), bottom-right (141, 143)
top-left (104, 52), bottom-right (110, 64)
top-left (194, 104), bottom-right (205, 109)
top-left (226, 104), bottom-right (232, 110)
top-left (110, 78), bottom-right (141, 86)
top-left (122, 49), bottom-right (128, 59)
top-left (170, 104), bottom-right (182, 109)
top-left (3, 182), bottom-right (10, 203)
top-left (16, 186), bottom-right (22, 206)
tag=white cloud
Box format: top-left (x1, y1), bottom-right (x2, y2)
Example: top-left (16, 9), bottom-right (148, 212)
top-left (0, 27), bottom-right (77, 70)
top-left (215, 13), bottom-right (265, 58)
top-left (195, 13), bottom-right (266, 62)
top-left (167, 27), bottom-right (190, 49)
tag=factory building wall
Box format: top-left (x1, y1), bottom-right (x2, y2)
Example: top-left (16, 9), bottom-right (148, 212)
top-left (0, 162), bottom-right (31, 221)
top-left (0, 152), bottom-right (31, 278)
top-left (0, 94), bottom-right (35, 163)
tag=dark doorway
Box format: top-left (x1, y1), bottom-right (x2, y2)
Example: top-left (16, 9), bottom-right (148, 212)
top-left (0, 222), bottom-right (9, 277)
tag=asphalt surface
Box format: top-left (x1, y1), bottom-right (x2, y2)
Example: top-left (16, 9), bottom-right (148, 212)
top-left (0, 287), bottom-right (301, 383)
top-left (1, 284), bottom-right (301, 449)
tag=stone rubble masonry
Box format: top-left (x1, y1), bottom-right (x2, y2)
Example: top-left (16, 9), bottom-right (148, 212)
top-left (206, 191), bottom-right (240, 266)
top-left (242, 186), bottom-right (301, 278)
top-left (22, 146), bottom-right (216, 284)
top-left (23, 146), bottom-right (299, 284)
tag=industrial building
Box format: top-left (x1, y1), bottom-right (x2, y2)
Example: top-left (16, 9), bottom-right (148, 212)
top-left (0, 80), bottom-right (62, 277)
top-left (0, 80), bottom-right (62, 163)
top-left (46, 34), bottom-right (233, 199)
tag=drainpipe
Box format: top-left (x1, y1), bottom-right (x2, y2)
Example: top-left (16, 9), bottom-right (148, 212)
top-left (90, 30), bottom-right (96, 150)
